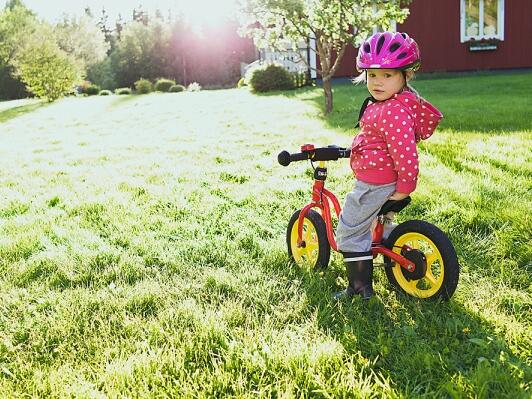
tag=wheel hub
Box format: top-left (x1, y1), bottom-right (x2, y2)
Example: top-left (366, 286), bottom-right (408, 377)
top-left (400, 247), bottom-right (427, 280)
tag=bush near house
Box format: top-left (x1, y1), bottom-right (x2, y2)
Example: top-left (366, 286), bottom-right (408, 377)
top-left (169, 84), bottom-right (185, 93)
top-left (98, 90), bottom-right (112, 96)
top-left (85, 85), bottom-right (100, 95)
top-left (154, 78), bottom-right (176, 92)
top-left (243, 62), bottom-right (262, 86)
top-left (115, 87), bottom-right (132, 95)
top-left (249, 64), bottom-right (295, 93)
top-left (134, 79), bottom-right (153, 94)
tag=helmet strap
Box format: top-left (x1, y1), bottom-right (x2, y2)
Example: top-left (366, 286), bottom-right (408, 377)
top-left (355, 95), bottom-right (377, 128)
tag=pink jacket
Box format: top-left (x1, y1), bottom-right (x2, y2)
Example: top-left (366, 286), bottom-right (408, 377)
top-left (350, 90), bottom-right (443, 194)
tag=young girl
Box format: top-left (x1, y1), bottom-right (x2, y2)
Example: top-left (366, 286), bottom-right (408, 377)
top-left (335, 32), bottom-right (443, 300)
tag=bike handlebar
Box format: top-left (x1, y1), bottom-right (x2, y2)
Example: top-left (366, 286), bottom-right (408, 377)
top-left (278, 145), bottom-right (351, 166)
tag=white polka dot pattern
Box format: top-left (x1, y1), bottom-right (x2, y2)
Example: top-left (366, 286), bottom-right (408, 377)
top-left (350, 90), bottom-right (443, 194)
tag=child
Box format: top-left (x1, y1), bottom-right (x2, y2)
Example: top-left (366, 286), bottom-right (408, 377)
top-left (335, 32), bottom-right (443, 300)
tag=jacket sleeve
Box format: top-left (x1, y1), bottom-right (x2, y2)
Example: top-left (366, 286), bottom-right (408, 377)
top-left (379, 102), bottom-right (419, 194)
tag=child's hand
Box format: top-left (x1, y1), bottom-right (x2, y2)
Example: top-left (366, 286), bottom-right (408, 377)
top-left (389, 192), bottom-right (409, 200)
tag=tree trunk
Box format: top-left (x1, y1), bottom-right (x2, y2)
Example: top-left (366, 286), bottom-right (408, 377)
top-left (182, 57), bottom-right (187, 86)
top-left (323, 76), bottom-right (333, 114)
top-left (315, 34), bottom-right (348, 114)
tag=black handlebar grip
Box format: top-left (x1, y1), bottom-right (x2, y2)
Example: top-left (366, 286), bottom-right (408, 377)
top-left (278, 150), bottom-right (308, 166)
top-left (290, 152), bottom-right (309, 162)
top-left (278, 150), bottom-right (291, 166)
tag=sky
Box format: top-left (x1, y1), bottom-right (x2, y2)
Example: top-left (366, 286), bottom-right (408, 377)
top-left (17, 0), bottom-right (238, 26)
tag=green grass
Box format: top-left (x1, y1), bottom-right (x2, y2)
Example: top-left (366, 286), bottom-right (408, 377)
top-left (0, 73), bottom-right (530, 397)
top-left (312, 71), bottom-right (532, 133)
top-left (0, 100), bottom-right (47, 123)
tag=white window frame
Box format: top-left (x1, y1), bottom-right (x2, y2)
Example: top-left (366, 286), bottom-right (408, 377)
top-left (460, 0), bottom-right (505, 42)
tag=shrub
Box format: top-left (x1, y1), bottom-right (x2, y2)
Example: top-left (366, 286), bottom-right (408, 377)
top-left (154, 78), bottom-right (176, 92)
top-left (115, 87), bottom-right (132, 95)
top-left (85, 85), bottom-right (100, 95)
top-left (99, 90), bottom-right (112, 96)
top-left (187, 82), bottom-right (201, 92)
top-left (237, 77), bottom-right (246, 88)
top-left (134, 79), bottom-right (153, 94)
top-left (249, 64), bottom-right (295, 93)
top-left (169, 84), bottom-right (185, 93)
top-left (243, 62), bottom-right (261, 86)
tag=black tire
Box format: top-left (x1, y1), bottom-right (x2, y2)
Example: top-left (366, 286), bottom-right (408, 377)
top-left (286, 209), bottom-right (330, 270)
top-left (384, 220), bottom-right (460, 300)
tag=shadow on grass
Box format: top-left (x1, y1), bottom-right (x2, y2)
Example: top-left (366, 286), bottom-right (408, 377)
top-left (291, 263), bottom-right (532, 398)
top-left (294, 71), bottom-right (532, 134)
top-left (110, 94), bottom-right (143, 107)
top-left (0, 101), bottom-right (50, 123)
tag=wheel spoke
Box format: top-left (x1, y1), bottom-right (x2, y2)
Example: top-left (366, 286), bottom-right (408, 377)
top-left (426, 253), bottom-right (438, 266)
top-left (424, 272), bottom-right (438, 286)
top-left (303, 223), bottom-right (314, 242)
top-left (303, 224), bottom-right (319, 263)
top-left (305, 240), bottom-right (319, 253)
top-left (409, 282), bottom-right (423, 297)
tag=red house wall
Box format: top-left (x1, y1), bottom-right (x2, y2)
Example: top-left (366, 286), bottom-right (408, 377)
top-left (324, 0), bottom-right (532, 77)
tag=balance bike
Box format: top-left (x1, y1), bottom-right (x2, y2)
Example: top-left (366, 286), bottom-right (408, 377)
top-left (278, 144), bottom-right (460, 300)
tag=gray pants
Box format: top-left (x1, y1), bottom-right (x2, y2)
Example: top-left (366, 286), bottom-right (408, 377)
top-left (336, 181), bottom-right (396, 253)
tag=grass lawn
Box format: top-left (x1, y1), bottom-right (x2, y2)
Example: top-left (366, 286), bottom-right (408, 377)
top-left (0, 72), bottom-right (530, 397)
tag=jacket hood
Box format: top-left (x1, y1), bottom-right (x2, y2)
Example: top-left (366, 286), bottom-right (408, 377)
top-left (393, 90), bottom-right (443, 142)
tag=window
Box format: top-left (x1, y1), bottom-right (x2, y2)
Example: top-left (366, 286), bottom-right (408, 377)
top-left (461, 0), bottom-right (504, 42)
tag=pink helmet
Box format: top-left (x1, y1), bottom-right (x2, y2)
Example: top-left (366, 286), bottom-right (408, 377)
top-left (356, 32), bottom-right (420, 71)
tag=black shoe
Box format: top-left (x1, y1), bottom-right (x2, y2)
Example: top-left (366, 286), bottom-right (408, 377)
top-left (344, 251), bottom-right (374, 300)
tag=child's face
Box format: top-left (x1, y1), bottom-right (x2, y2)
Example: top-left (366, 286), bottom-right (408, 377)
top-left (366, 69), bottom-right (409, 101)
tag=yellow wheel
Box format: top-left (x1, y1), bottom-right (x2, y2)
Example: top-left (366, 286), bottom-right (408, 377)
top-left (384, 220), bottom-right (459, 300)
top-left (287, 209), bottom-right (330, 270)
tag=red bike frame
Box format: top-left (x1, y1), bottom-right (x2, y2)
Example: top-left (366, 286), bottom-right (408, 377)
top-left (296, 162), bottom-right (417, 273)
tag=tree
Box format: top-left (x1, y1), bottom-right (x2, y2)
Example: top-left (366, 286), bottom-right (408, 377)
top-left (0, 0), bottom-right (36, 99)
top-left (0, 0), bottom-right (35, 64)
top-left (4, 0), bottom-right (25, 9)
top-left (87, 57), bottom-right (116, 90)
top-left (132, 6), bottom-right (149, 26)
top-left (115, 13), bottom-right (124, 41)
top-left (239, 0), bottom-right (410, 113)
top-left (54, 14), bottom-right (109, 74)
top-left (110, 19), bottom-right (170, 87)
top-left (97, 7), bottom-right (115, 52)
top-left (13, 24), bottom-right (79, 101)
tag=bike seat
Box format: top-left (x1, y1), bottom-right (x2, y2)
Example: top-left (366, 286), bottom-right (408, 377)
top-left (378, 197), bottom-right (411, 215)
